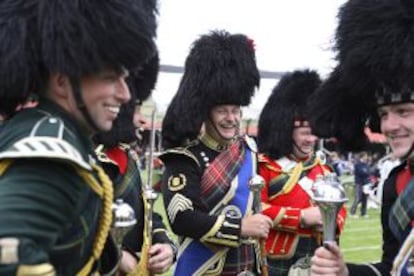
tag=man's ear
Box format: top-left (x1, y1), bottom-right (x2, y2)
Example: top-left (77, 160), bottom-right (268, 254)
top-left (48, 73), bottom-right (71, 98)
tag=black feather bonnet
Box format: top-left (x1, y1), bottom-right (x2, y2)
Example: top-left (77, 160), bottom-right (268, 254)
top-left (162, 30), bottom-right (260, 149)
top-left (308, 0), bottom-right (414, 150)
top-left (0, 0), bottom-right (158, 117)
top-left (258, 69), bottom-right (321, 159)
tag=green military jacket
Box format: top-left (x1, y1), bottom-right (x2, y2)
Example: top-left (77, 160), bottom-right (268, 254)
top-left (0, 99), bottom-right (113, 275)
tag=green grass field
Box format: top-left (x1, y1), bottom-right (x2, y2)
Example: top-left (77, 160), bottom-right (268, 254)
top-left (150, 175), bottom-right (383, 275)
top-left (341, 181), bottom-right (382, 264)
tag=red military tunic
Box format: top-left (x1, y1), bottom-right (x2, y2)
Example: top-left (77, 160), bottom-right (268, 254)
top-left (258, 154), bottom-right (347, 259)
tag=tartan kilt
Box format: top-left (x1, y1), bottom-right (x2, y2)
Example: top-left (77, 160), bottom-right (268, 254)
top-left (221, 244), bottom-right (256, 275)
top-left (267, 237), bottom-right (318, 276)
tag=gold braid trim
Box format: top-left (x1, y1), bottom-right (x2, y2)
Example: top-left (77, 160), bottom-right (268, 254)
top-left (302, 157), bottom-right (320, 171)
top-left (0, 159), bottom-right (13, 175)
top-left (280, 162), bottom-right (303, 195)
top-left (0, 159), bottom-right (113, 275)
top-left (16, 263), bottom-right (55, 276)
top-left (76, 164), bottom-right (113, 276)
top-left (129, 196), bottom-right (151, 276)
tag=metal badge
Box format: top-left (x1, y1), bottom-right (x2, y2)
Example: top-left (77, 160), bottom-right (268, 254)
top-left (168, 173), bottom-right (187, 191)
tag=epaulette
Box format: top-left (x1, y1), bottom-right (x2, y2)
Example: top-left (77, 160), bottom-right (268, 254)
top-left (95, 145), bottom-right (118, 166)
top-left (0, 136), bottom-right (92, 171)
top-left (0, 115), bottom-right (92, 171)
top-left (159, 141), bottom-right (200, 167)
top-left (185, 138), bottom-right (200, 148)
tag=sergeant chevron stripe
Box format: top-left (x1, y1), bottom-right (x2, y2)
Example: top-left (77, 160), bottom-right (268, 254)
top-left (168, 193), bottom-right (194, 223)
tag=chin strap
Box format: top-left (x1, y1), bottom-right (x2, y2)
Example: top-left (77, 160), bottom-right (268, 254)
top-left (292, 141), bottom-right (311, 158)
top-left (70, 77), bottom-right (100, 132)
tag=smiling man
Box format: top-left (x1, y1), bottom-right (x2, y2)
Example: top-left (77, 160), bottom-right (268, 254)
top-left (0, 0), bottom-right (157, 275)
top-left (204, 105), bottom-right (242, 142)
top-left (94, 53), bottom-right (177, 275)
top-left (160, 30), bottom-right (272, 275)
top-left (256, 70), bottom-right (347, 275)
top-left (307, 0), bottom-right (414, 275)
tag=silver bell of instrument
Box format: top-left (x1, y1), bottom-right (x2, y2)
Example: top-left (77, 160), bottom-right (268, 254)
top-left (248, 175), bottom-right (265, 213)
top-left (248, 175), bottom-right (265, 193)
top-left (111, 198), bottom-right (137, 246)
top-left (312, 173), bottom-right (347, 243)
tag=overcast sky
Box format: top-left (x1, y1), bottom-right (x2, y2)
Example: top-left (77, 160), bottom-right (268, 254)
top-left (152, 0), bottom-right (347, 118)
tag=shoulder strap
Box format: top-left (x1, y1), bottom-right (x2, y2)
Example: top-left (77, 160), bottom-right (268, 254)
top-left (0, 136), bottom-right (92, 171)
top-left (160, 147), bottom-right (200, 167)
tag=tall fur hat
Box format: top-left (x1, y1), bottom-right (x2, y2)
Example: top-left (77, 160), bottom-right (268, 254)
top-left (258, 69), bottom-right (321, 159)
top-left (308, 0), bottom-right (414, 150)
top-left (162, 30), bottom-right (260, 149)
top-left (94, 51), bottom-right (160, 148)
top-left (0, 0), bottom-right (157, 117)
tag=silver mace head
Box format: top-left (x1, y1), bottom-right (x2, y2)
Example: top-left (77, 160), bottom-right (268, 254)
top-left (248, 175), bottom-right (265, 192)
top-left (111, 199), bottom-right (137, 246)
top-left (249, 175), bottom-right (265, 213)
top-left (312, 173), bottom-right (347, 243)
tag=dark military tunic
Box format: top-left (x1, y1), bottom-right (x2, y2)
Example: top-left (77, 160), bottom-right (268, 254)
top-left (160, 134), bottom-right (258, 275)
top-left (347, 162), bottom-right (406, 275)
top-left (97, 144), bottom-right (175, 255)
top-left (0, 99), bottom-right (113, 275)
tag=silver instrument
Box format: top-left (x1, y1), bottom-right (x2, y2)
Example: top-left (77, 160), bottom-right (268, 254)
top-left (248, 175), bottom-right (269, 276)
top-left (142, 108), bottom-right (159, 252)
top-left (248, 175), bottom-right (265, 213)
top-left (312, 173), bottom-right (347, 243)
top-left (111, 198), bottom-right (137, 247)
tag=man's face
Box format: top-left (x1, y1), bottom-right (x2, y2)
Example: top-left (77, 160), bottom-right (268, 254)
top-left (205, 105), bottom-right (241, 142)
top-left (133, 104), bottom-right (149, 130)
top-left (378, 103), bottom-right (414, 159)
top-left (292, 125), bottom-right (317, 159)
top-left (76, 69), bottom-right (131, 133)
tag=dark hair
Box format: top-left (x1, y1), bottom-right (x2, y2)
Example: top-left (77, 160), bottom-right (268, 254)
top-left (0, 0), bottom-right (157, 117)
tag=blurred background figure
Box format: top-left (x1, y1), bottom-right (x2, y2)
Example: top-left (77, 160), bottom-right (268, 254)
top-left (350, 152), bottom-right (371, 218)
top-left (376, 152), bottom-right (401, 205)
top-left (330, 151), bottom-right (352, 177)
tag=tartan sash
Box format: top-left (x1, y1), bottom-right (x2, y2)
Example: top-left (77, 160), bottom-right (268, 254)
top-left (200, 138), bottom-right (245, 207)
top-left (389, 176), bottom-right (414, 242)
top-left (174, 139), bottom-right (255, 276)
top-left (116, 150), bottom-right (141, 198)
